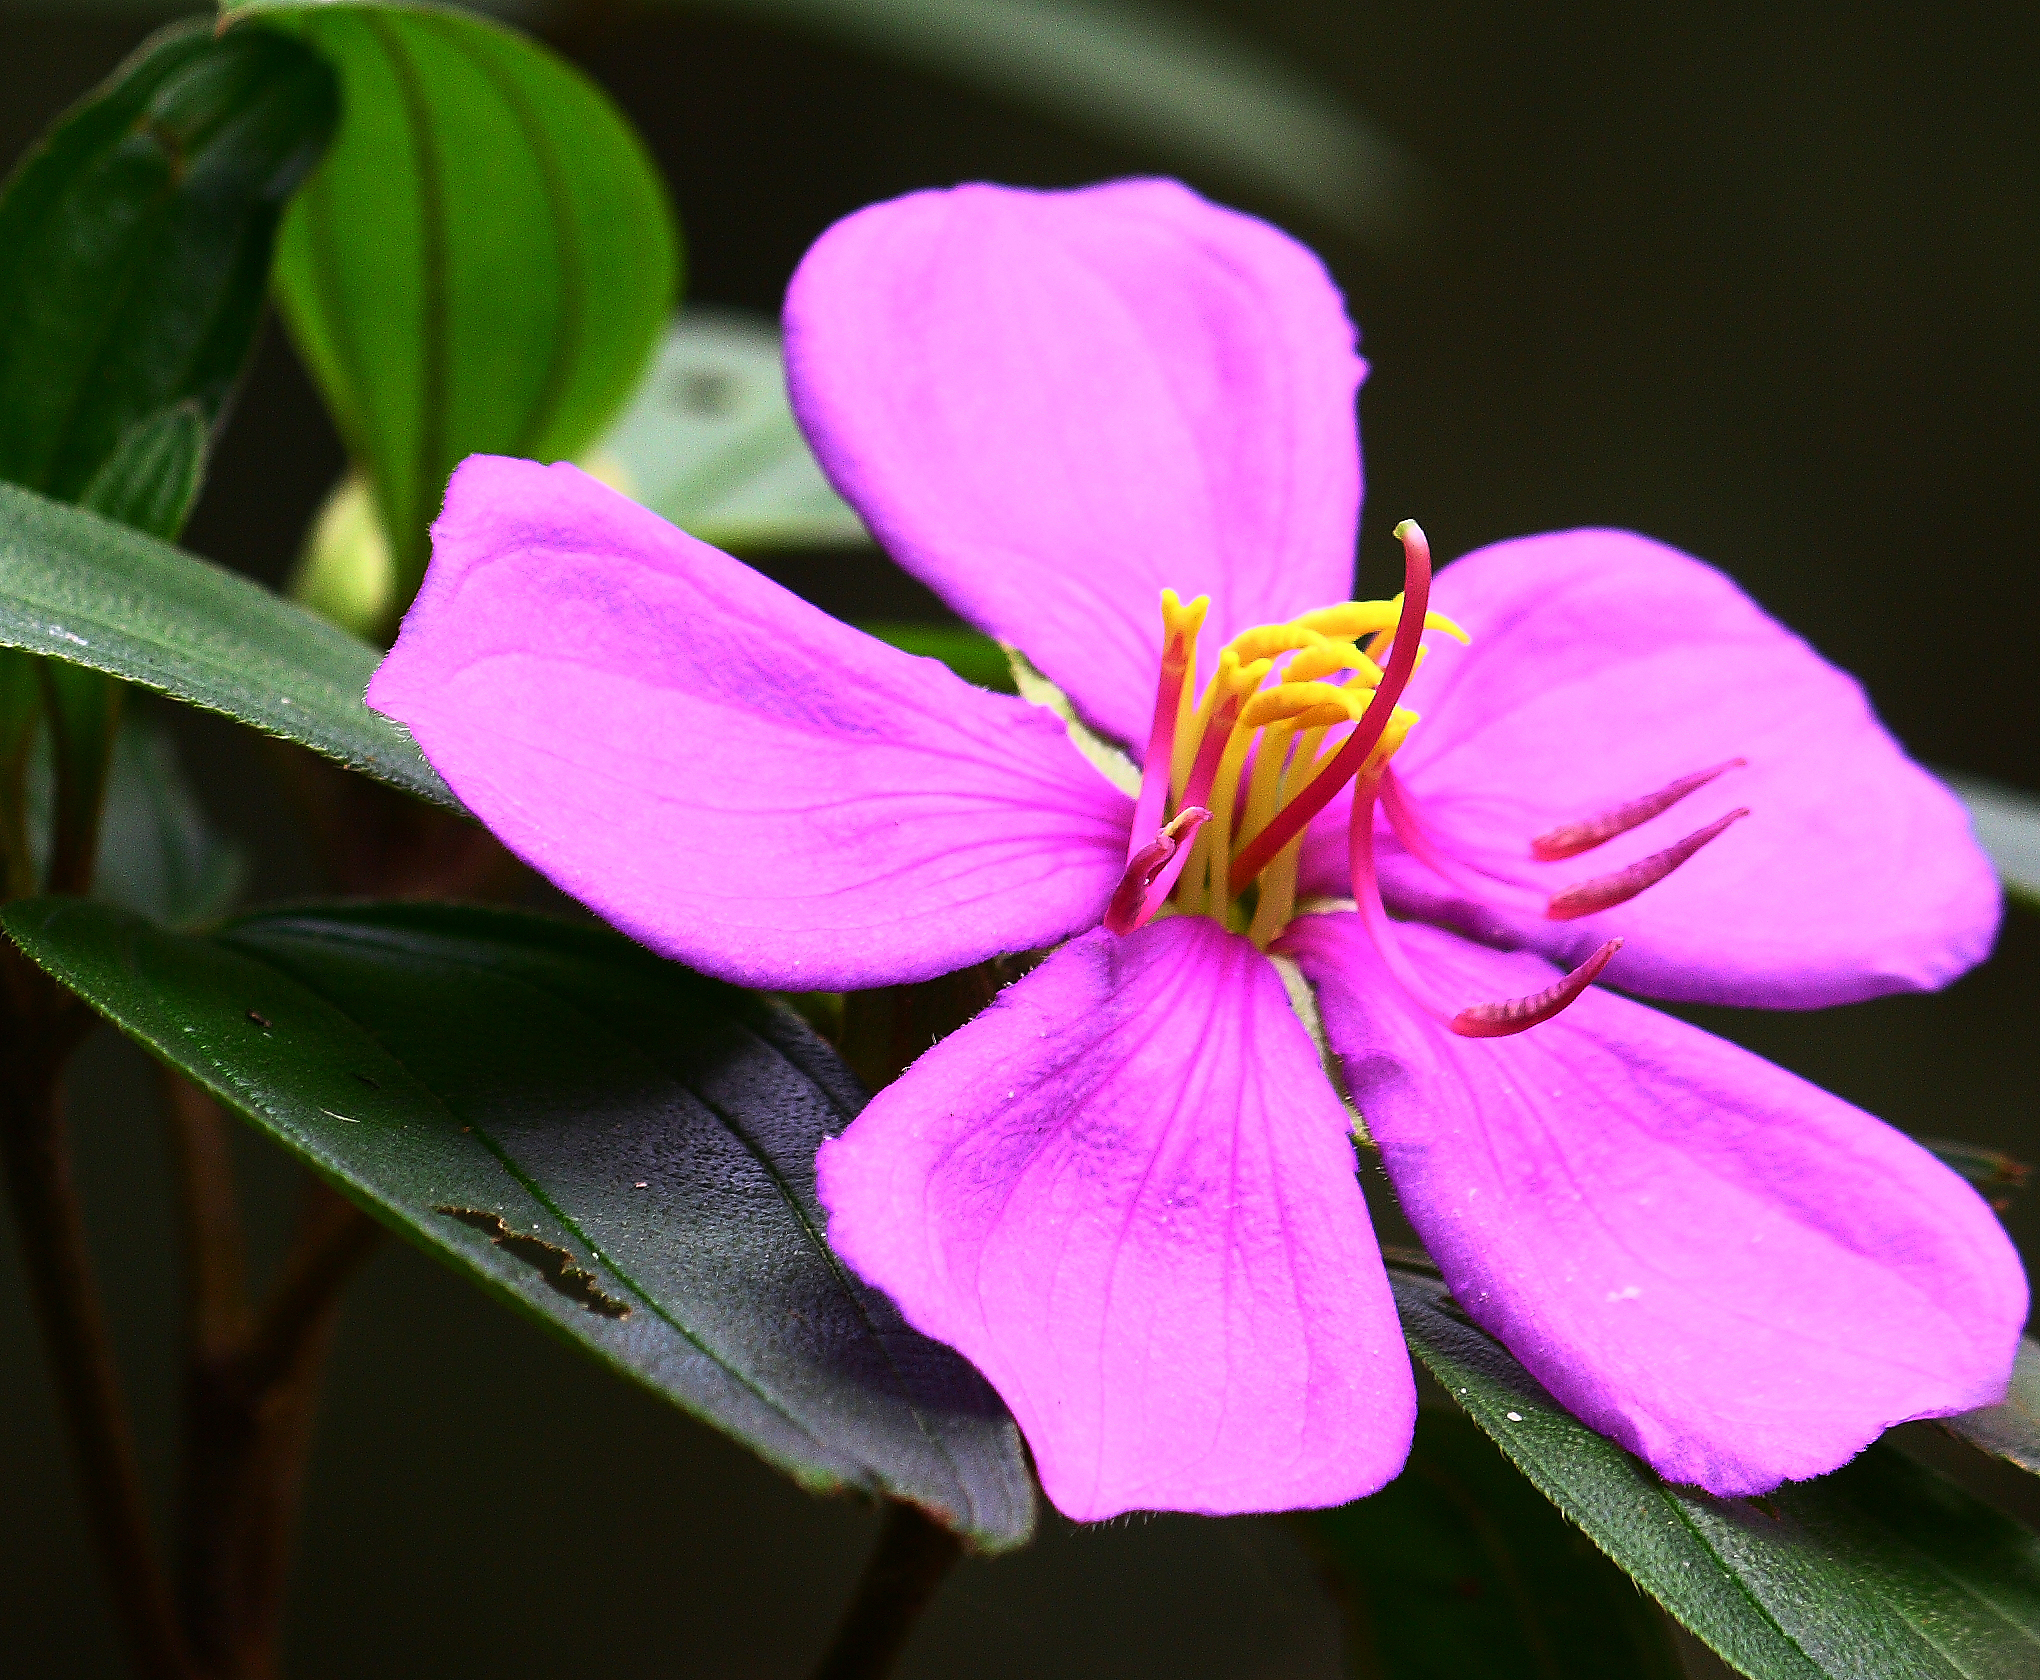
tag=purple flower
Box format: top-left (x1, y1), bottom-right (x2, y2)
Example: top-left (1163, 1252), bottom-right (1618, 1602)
top-left (367, 179), bottom-right (2024, 1522)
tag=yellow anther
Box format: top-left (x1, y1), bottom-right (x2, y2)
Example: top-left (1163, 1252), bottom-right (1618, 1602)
top-left (1285, 640), bottom-right (1383, 684)
top-left (1426, 610), bottom-right (1471, 645)
top-left (1160, 588), bottom-right (1210, 646)
top-left (1358, 706), bottom-right (1420, 781)
top-left (1142, 584), bottom-right (1462, 946)
top-left (1224, 623), bottom-right (1331, 663)
top-left (1239, 681), bottom-right (1372, 730)
top-left (1297, 601), bottom-right (1403, 639)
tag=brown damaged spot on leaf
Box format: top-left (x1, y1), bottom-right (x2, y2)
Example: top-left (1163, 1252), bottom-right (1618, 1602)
top-left (433, 1206), bottom-right (630, 1319)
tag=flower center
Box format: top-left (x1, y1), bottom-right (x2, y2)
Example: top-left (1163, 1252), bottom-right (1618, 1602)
top-left (1107, 519), bottom-right (1465, 947)
top-left (1103, 519), bottom-right (1755, 1041)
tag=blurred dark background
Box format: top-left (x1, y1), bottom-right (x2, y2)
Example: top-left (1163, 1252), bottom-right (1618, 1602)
top-left (0, 1), bottom-right (2033, 1673)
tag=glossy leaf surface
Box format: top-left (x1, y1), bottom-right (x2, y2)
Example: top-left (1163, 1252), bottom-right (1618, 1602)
top-left (2, 897), bottom-right (1034, 1548)
top-left (0, 482), bottom-right (452, 808)
top-left (1305, 1406), bottom-right (1682, 1679)
top-left (0, 15), bottom-right (336, 503)
top-left (1391, 1265), bottom-right (2040, 1679)
top-left (263, 1), bottom-right (678, 603)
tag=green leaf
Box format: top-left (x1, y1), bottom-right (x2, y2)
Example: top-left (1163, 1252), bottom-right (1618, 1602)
top-left (1391, 1265), bottom-right (2040, 1680)
top-left (25, 709), bottom-right (245, 927)
top-left (1942, 1337), bottom-right (2040, 1479)
top-left (1, 897), bottom-right (1034, 1549)
top-left (595, 310), bottom-right (867, 552)
top-left (0, 16), bottom-right (337, 504)
top-left (79, 400), bottom-right (208, 545)
top-left (1303, 1406), bottom-right (1683, 1679)
top-left (0, 481), bottom-right (453, 809)
top-left (856, 623), bottom-right (1015, 693)
top-left (96, 714), bottom-right (245, 928)
top-left (260, 0), bottom-right (680, 608)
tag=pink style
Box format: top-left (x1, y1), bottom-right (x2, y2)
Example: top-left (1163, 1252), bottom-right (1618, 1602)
top-left (366, 179), bottom-right (2022, 1523)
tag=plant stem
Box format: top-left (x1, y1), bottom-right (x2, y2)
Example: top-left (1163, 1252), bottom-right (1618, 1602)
top-left (172, 1133), bottom-right (378, 1680)
top-left (0, 969), bottom-right (193, 1680)
top-left (808, 1502), bottom-right (964, 1680)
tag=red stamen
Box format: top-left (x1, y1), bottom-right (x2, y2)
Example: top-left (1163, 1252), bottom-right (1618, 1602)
top-left (1380, 769), bottom-right (1546, 911)
top-left (1449, 939), bottom-right (1623, 1038)
top-left (1181, 692), bottom-right (1245, 811)
top-left (1229, 520), bottom-right (1435, 893)
top-left (1345, 787), bottom-right (1624, 1037)
top-left (1129, 611), bottom-right (1197, 859)
top-left (1530, 759), bottom-right (1746, 861)
top-left (1545, 808), bottom-right (1749, 921)
top-left (1103, 807), bottom-right (1211, 936)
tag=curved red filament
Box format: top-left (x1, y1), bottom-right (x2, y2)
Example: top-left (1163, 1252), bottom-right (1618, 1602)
top-left (1530, 758), bottom-right (1746, 861)
top-left (1545, 808), bottom-right (1749, 921)
top-left (1348, 786), bottom-right (1619, 1039)
top-left (1448, 939), bottom-right (1622, 1038)
top-left (1228, 521), bottom-right (1433, 895)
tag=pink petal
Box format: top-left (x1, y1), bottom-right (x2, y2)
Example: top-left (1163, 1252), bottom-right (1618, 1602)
top-left (784, 180), bottom-right (1365, 749)
top-left (816, 915), bottom-right (1414, 1519)
top-left (1283, 911), bottom-right (2027, 1496)
top-left (368, 456), bottom-right (1132, 990)
top-left (1381, 528), bottom-right (1999, 1006)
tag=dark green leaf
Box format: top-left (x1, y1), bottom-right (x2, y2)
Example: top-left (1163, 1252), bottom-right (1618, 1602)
top-left (96, 713), bottom-right (245, 928)
top-left (79, 400), bottom-right (208, 544)
top-left (25, 709), bottom-right (244, 927)
top-left (1303, 1406), bottom-right (1683, 1679)
top-left (0, 481), bottom-right (453, 808)
top-left (2, 897), bottom-right (1034, 1549)
top-left (260, 0), bottom-right (680, 606)
top-left (0, 16), bottom-right (336, 503)
top-left (857, 623), bottom-right (1016, 694)
top-left (1942, 1338), bottom-right (2040, 1478)
top-left (1391, 1265), bottom-right (2040, 1679)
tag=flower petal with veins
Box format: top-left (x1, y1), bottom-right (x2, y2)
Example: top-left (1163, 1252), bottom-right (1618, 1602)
top-left (368, 457), bottom-right (1132, 991)
top-left (1284, 911), bottom-right (2026, 1496)
top-left (818, 915), bottom-right (1414, 1519)
top-left (1381, 528), bottom-right (2000, 1006)
top-left (785, 179), bottom-right (1365, 749)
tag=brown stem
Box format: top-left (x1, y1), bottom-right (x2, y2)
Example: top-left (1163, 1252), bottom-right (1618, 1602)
top-left (807, 1502), bottom-right (964, 1680)
top-left (238, 1184), bottom-right (380, 1397)
top-left (229, 1273), bottom-right (349, 1680)
top-left (176, 1167), bottom-right (378, 1680)
top-left (0, 967), bottom-right (194, 1680)
top-left (162, 1070), bottom-right (250, 1359)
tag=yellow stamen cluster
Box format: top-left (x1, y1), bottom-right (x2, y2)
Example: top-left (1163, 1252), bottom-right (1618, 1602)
top-left (1155, 589), bottom-right (1468, 946)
